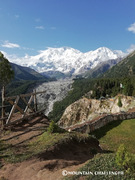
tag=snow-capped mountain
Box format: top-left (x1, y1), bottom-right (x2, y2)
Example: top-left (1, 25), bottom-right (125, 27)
top-left (7, 47), bottom-right (126, 76)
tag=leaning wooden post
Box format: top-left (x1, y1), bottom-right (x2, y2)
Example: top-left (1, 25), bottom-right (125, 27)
top-left (34, 90), bottom-right (37, 112)
top-left (1, 85), bottom-right (5, 127)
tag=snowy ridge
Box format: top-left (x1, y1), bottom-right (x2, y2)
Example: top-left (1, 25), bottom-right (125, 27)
top-left (8, 47), bottom-right (126, 75)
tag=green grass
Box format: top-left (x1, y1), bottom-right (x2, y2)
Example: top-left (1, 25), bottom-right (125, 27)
top-left (29, 131), bottom-right (93, 156)
top-left (90, 119), bottom-right (135, 154)
top-left (0, 131), bottom-right (92, 163)
top-left (1, 118), bottom-right (135, 180)
top-left (65, 119), bottom-right (135, 180)
top-left (65, 153), bottom-right (135, 180)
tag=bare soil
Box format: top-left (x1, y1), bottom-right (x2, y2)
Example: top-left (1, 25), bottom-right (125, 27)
top-left (1, 113), bottom-right (49, 146)
top-left (0, 113), bottom-right (101, 180)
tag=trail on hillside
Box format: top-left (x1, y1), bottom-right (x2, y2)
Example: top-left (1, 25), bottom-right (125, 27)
top-left (0, 113), bottom-right (101, 180)
top-left (0, 135), bottom-right (101, 180)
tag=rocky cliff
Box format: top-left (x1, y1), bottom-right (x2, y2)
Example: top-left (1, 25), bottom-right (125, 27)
top-left (58, 95), bottom-right (135, 128)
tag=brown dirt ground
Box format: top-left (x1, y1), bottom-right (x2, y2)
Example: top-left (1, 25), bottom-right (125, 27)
top-left (0, 113), bottom-right (101, 180)
top-left (0, 158), bottom-right (89, 180)
top-left (0, 141), bottom-right (98, 180)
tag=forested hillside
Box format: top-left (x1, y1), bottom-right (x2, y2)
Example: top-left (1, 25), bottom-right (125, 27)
top-left (49, 76), bottom-right (135, 122)
top-left (103, 50), bottom-right (135, 78)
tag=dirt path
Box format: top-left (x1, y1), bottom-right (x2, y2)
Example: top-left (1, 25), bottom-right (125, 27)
top-left (0, 139), bottom-right (98, 180)
top-left (0, 157), bottom-right (90, 180)
top-left (0, 157), bottom-right (89, 180)
top-left (0, 113), bottom-right (101, 180)
top-left (0, 113), bottom-right (49, 146)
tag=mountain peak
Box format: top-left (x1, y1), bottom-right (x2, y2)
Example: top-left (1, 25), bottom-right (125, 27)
top-left (7, 46), bottom-right (126, 75)
top-left (96, 47), bottom-right (110, 51)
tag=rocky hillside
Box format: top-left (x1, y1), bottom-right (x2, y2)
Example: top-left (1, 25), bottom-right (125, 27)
top-left (58, 95), bottom-right (135, 128)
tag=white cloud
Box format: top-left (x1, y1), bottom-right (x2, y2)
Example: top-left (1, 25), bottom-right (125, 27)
top-left (128, 23), bottom-right (135, 33)
top-left (1, 51), bottom-right (21, 63)
top-left (35, 26), bottom-right (45, 30)
top-left (1, 41), bottom-right (20, 48)
top-left (1, 51), bottom-right (29, 66)
top-left (126, 44), bottom-right (135, 53)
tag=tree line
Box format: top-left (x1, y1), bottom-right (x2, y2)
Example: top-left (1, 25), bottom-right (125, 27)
top-left (49, 76), bottom-right (135, 122)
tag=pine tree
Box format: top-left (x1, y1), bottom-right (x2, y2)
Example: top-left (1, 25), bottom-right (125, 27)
top-left (0, 52), bottom-right (14, 86)
top-left (117, 96), bottom-right (122, 107)
top-left (0, 52), bottom-right (14, 120)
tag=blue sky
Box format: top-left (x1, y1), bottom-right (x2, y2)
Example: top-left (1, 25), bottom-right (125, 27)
top-left (0, 0), bottom-right (135, 57)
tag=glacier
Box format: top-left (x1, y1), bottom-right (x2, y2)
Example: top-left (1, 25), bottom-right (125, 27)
top-left (6, 46), bottom-right (126, 75)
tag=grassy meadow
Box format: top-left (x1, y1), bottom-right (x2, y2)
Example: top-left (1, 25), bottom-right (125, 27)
top-left (66, 119), bottom-right (135, 180)
top-left (90, 119), bottom-right (135, 154)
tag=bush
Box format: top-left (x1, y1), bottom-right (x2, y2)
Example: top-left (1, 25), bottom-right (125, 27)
top-left (47, 121), bottom-right (65, 133)
top-left (117, 96), bottom-right (122, 107)
top-left (115, 144), bottom-right (135, 172)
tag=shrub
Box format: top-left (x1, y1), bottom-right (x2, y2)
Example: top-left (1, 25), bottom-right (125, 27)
top-left (117, 96), bottom-right (122, 107)
top-left (47, 120), bottom-right (65, 133)
top-left (115, 144), bottom-right (135, 172)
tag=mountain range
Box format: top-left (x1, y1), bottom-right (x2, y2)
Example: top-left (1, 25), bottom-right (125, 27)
top-left (103, 50), bottom-right (135, 78)
top-left (10, 47), bottom-right (126, 78)
top-left (83, 58), bottom-right (122, 78)
top-left (0, 52), bottom-right (50, 82)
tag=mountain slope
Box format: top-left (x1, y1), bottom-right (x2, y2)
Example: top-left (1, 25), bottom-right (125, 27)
top-left (10, 62), bottom-right (49, 81)
top-left (103, 50), bottom-right (135, 78)
top-left (0, 52), bottom-right (49, 81)
top-left (10, 47), bottom-right (125, 76)
top-left (83, 58), bottom-right (122, 78)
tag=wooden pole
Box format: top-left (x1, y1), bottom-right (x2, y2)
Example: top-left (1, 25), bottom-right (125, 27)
top-left (22, 95), bottom-right (34, 118)
top-left (5, 90), bottom-right (46, 100)
top-left (6, 95), bottom-right (20, 124)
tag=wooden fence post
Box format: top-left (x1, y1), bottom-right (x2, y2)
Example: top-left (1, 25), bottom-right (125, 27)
top-left (6, 95), bottom-right (20, 124)
top-left (1, 90), bottom-right (46, 127)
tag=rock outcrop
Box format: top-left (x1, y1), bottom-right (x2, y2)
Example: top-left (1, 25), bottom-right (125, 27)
top-left (58, 95), bottom-right (135, 128)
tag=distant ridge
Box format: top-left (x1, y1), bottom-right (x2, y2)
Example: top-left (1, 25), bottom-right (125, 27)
top-left (83, 58), bottom-right (122, 78)
top-left (103, 50), bottom-right (135, 78)
top-left (10, 62), bottom-right (49, 81)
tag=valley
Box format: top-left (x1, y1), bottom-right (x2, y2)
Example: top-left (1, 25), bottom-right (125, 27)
top-left (35, 78), bottom-right (74, 115)
top-left (1, 1), bottom-right (135, 179)
top-left (1, 49), bottom-right (135, 180)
